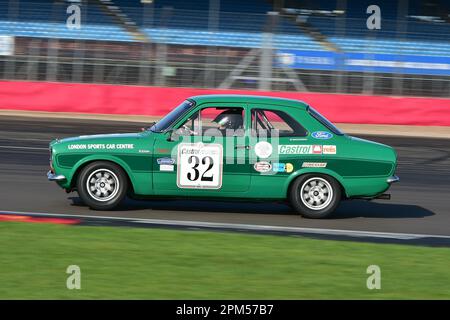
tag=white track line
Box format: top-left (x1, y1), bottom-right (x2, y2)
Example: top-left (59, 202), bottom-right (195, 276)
top-left (0, 145), bottom-right (47, 150)
top-left (1, 209), bottom-right (450, 240)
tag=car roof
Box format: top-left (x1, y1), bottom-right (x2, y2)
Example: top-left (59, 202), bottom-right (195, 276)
top-left (189, 94), bottom-right (309, 109)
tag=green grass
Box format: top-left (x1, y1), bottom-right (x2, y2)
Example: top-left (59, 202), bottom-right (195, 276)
top-left (0, 221), bottom-right (449, 299)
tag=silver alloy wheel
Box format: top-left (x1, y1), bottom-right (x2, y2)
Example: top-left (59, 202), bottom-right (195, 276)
top-left (86, 169), bottom-right (120, 202)
top-left (300, 177), bottom-right (333, 210)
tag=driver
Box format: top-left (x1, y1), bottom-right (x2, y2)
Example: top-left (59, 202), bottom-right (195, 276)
top-left (212, 109), bottom-right (244, 134)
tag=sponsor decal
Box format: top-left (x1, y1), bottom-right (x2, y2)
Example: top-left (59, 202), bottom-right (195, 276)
top-left (289, 138), bottom-right (307, 141)
top-left (285, 163), bottom-right (294, 173)
top-left (159, 164), bottom-right (174, 172)
top-left (278, 145), bottom-right (323, 155)
top-left (312, 145), bottom-right (323, 154)
top-left (279, 145), bottom-right (310, 155)
top-left (254, 141), bottom-right (273, 159)
top-left (311, 131), bottom-right (333, 140)
top-left (254, 161), bottom-right (272, 173)
top-left (272, 163), bottom-right (286, 172)
top-left (271, 163), bottom-right (294, 173)
top-left (157, 157), bottom-right (175, 165)
top-left (67, 143), bottom-right (134, 150)
top-left (302, 162), bottom-right (327, 168)
top-left (323, 145), bottom-right (337, 154)
top-left (68, 144), bottom-right (87, 150)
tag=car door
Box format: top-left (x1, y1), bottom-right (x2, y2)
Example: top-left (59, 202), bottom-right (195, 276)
top-left (152, 102), bottom-right (251, 195)
top-left (247, 104), bottom-right (311, 178)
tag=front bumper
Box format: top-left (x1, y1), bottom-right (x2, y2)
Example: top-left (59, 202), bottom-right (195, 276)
top-left (47, 170), bottom-right (66, 182)
top-left (387, 175), bottom-right (400, 184)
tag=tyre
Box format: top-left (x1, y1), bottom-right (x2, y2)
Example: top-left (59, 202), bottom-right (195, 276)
top-left (77, 161), bottom-right (128, 210)
top-left (289, 174), bottom-right (341, 219)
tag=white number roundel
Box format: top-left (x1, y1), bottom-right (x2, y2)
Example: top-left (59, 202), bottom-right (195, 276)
top-left (177, 143), bottom-right (223, 189)
top-left (254, 141), bottom-right (273, 159)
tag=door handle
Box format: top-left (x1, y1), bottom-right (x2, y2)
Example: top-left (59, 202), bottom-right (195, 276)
top-left (235, 145), bottom-right (251, 150)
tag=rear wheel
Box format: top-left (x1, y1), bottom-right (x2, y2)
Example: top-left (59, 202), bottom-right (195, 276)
top-left (289, 174), bottom-right (341, 219)
top-left (77, 161), bottom-right (128, 210)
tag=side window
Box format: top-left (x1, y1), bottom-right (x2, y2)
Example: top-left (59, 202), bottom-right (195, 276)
top-left (201, 107), bottom-right (244, 137)
top-left (176, 107), bottom-right (244, 137)
top-left (251, 109), bottom-right (307, 137)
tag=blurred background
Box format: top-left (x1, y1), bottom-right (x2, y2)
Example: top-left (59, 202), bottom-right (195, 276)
top-left (0, 0), bottom-right (449, 98)
top-left (0, 1), bottom-right (450, 301)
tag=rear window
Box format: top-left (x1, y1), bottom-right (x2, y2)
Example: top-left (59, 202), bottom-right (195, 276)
top-left (251, 108), bottom-right (308, 137)
top-left (307, 106), bottom-right (344, 136)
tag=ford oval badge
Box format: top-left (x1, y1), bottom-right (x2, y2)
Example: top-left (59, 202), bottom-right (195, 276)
top-left (311, 131), bottom-right (333, 140)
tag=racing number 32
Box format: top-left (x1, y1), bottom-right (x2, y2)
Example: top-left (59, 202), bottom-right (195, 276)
top-left (177, 143), bottom-right (223, 189)
top-left (187, 155), bottom-right (214, 182)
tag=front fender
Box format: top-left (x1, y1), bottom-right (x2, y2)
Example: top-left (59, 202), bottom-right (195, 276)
top-left (66, 154), bottom-right (136, 190)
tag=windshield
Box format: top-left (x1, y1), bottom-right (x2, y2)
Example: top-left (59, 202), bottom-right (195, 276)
top-left (307, 106), bottom-right (345, 136)
top-left (150, 100), bottom-right (195, 132)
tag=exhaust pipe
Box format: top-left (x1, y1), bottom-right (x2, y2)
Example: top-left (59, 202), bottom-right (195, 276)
top-left (375, 193), bottom-right (391, 200)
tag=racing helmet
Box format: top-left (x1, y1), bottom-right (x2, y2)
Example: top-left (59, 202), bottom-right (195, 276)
top-left (212, 109), bottom-right (243, 130)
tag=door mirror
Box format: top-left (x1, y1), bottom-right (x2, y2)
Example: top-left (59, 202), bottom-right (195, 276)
top-left (165, 129), bottom-right (173, 142)
top-left (165, 129), bottom-right (180, 142)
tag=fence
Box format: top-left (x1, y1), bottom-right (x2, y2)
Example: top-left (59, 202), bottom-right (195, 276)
top-left (0, 1), bottom-right (449, 97)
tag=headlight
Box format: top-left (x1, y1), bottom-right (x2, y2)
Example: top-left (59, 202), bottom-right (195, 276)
top-left (49, 147), bottom-right (54, 172)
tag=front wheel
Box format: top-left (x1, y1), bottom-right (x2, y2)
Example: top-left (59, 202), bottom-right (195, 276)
top-left (77, 161), bottom-right (128, 210)
top-left (289, 174), bottom-right (341, 219)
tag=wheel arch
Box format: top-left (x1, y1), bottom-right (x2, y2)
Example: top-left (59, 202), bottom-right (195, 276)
top-left (69, 156), bottom-right (135, 194)
top-left (285, 169), bottom-right (348, 199)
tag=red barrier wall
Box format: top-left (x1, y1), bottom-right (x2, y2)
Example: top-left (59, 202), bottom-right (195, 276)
top-left (1, 80), bottom-right (450, 126)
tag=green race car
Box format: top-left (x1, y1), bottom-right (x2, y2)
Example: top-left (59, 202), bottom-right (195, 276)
top-left (47, 95), bottom-right (399, 218)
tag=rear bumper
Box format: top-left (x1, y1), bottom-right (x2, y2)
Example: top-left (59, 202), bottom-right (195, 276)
top-left (47, 170), bottom-right (66, 182)
top-left (387, 175), bottom-right (400, 184)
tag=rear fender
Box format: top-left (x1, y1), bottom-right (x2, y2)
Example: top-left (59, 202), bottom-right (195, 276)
top-left (284, 168), bottom-right (348, 197)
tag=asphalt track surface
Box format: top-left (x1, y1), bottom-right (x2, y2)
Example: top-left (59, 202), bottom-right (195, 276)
top-left (0, 116), bottom-right (449, 240)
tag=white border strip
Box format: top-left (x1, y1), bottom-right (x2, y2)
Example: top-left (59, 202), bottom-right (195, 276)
top-left (1, 209), bottom-right (450, 241)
